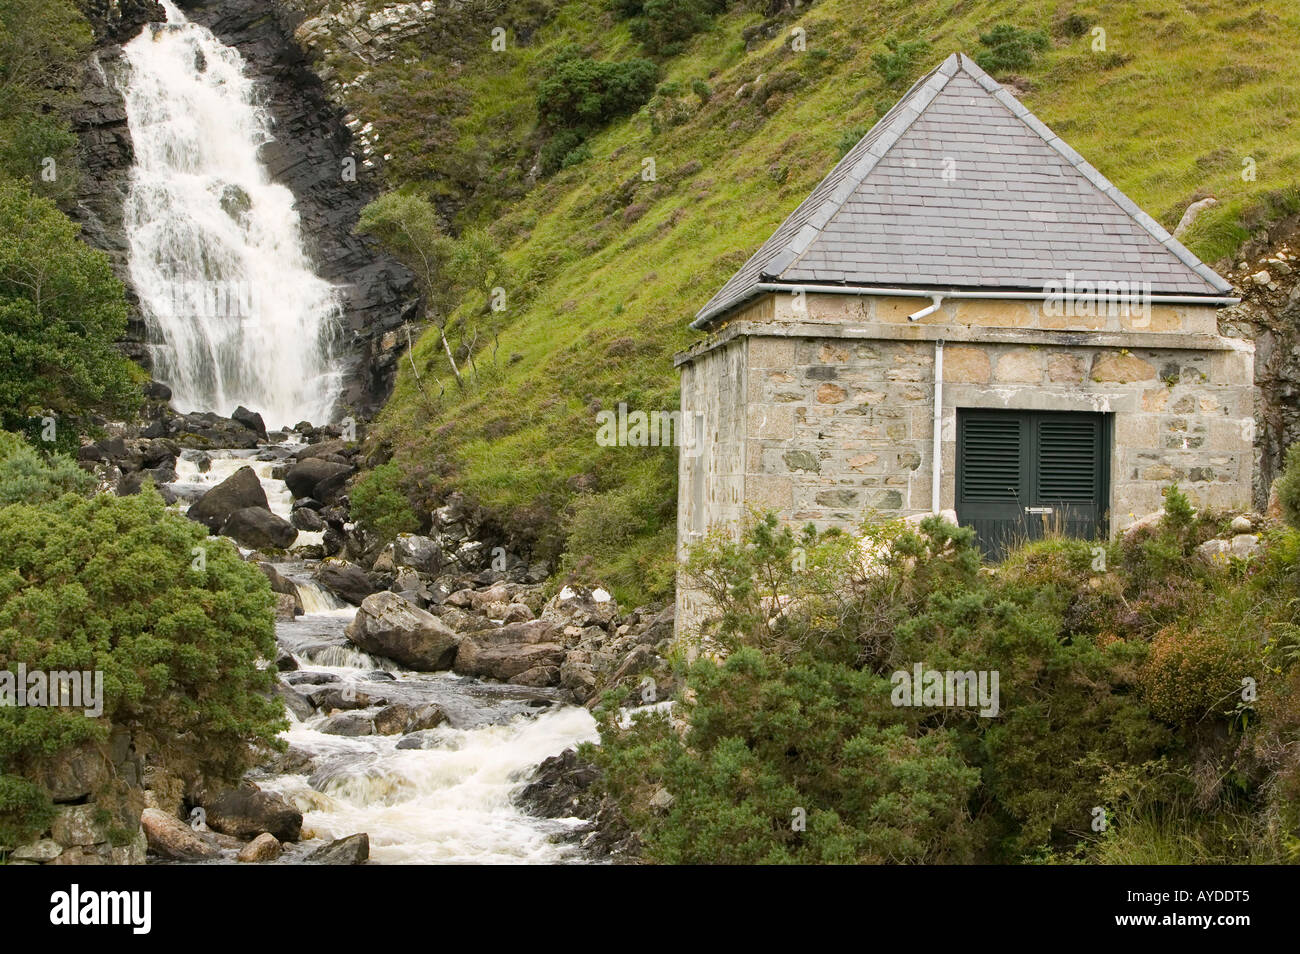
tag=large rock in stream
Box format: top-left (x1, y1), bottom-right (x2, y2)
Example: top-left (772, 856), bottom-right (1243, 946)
top-left (186, 466), bottom-right (269, 532)
top-left (284, 457), bottom-right (354, 502)
top-left (203, 783), bottom-right (302, 842)
top-left (345, 592), bottom-right (459, 670)
top-left (220, 506), bottom-right (297, 549)
top-left (454, 620), bottom-right (567, 685)
top-left (314, 558), bottom-right (373, 605)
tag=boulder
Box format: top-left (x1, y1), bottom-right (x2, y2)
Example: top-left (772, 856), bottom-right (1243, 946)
top-left (141, 808), bottom-right (221, 861)
top-left (291, 506), bottom-right (325, 531)
top-left (203, 784), bottom-right (302, 842)
top-left (304, 833), bottom-right (369, 865)
top-left (314, 559), bottom-right (373, 605)
top-left (392, 533), bottom-right (443, 574)
top-left (187, 466), bottom-right (269, 532)
top-left (284, 458), bottom-right (354, 501)
top-left (371, 702), bottom-right (447, 736)
top-left (231, 405), bottom-right (267, 440)
top-left (319, 711), bottom-right (374, 736)
top-left (275, 683), bottom-right (315, 720)
top-left (236, 832), bottom-right (282, 863)
top-left (345, 592), bottom-right (459, 670)
top-left (454, 620), bottom-right (566, 682)
top-left (541, 584), bottom-right (619, 631)
top-left (220, 506), bottom-right (297, 550)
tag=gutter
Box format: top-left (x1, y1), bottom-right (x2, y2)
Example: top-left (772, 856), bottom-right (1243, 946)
top-left (689, 283), bottom-right (1242, 330)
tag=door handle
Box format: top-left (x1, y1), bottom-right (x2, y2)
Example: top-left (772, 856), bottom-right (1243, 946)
top-left (1024, 506), bottom-right (1053, 514)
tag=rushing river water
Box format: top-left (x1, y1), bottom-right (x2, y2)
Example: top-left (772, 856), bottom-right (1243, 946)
top-left (122, 1), bottom-right (342, 428)
top-left (166, 447), bottom-right (600, 864)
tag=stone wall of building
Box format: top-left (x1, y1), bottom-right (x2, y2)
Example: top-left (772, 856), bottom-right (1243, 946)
top-left (674, 292), bottom-right (1255, 637)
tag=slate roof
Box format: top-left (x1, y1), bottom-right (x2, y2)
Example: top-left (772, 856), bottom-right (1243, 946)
top-left (693, 53), bottom-right (1233, 329)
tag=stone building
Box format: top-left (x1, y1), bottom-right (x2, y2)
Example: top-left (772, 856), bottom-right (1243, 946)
top-left (675, 53), bottom-right (1252, 630)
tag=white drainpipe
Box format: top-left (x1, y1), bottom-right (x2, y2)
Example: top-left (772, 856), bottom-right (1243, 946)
top-left (908, 294), bottom-right (945, 322)
top-left (932, 339), bottom-right (944, 514)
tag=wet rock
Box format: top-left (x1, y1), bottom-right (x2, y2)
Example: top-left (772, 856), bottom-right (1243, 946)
top-left (231, 405), bottom-right (267, 439)
top-left (187, 466), bottom-right (269, 532)
top-left (304, 832), bottom-right (369, 865)
top-left (305, 685), bottom-right (379, 711)
top-left (319, 711), bottom-right (374, 736)
top-left (221, 506), bottom-right (298, 550)
top-left (285, 458), bottom-right (354, 501)
top-left (275, 683), bottom-right (315, 720)
top-left (372, 702), bottom-right (447, 736)
top-left (345, 592), bottom-right (459, 670)
top-left (141, 808), bottom-right (221, 861)
top-left (454, 620), bottom-right (566, 683)
top-left (291, 506), bottom-right (325, 531)
top-left (236, 832), bottom-right (282, 863)
top-left (204, 783), bottom-right (303, 842)
top-left (314, 558), bottom-right (372, 605)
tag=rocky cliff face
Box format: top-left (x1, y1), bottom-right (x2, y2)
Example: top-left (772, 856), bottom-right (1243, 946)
top-left (1218, 219), bottom-right (1300, 507)
top-left (70, 0), bottom-right (418, 419)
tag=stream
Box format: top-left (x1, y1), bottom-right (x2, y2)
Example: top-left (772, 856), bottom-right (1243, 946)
top-left (166, 445), bottom-right (600, 864)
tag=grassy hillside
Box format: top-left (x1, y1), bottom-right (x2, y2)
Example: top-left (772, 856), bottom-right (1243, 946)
top-left (339, 0), bottom-right (1300, 604)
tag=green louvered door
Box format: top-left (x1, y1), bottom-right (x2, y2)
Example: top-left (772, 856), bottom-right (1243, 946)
top-left (956, 409), bottom-right (1109, 560)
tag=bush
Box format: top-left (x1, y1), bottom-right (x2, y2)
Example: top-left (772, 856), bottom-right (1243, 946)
top-left (595, 494), bottom-right (1300, 862)
top-left (0, 443), bottom-right (284, 844)
top-left (592, 647), bottom-right (980, 863)
top-left (536, 48), bottom-right (658, 130)
top-left (1141, 626), bottom-right (1260, 724)
top-left (871, 37), bottom-right (931, 88)
top-left (611, 0), bottom-right (726, 57)
top-left (975, 24), bottom-right (1051, 76)
top-left (0, 430), bottom-right (92, 506)
top-left (1275, 441), bottom-right (1300, 530)
top-left (535, 47), bottom-right (657, 175)
top-left (350, 461), bottom-right (422, 542)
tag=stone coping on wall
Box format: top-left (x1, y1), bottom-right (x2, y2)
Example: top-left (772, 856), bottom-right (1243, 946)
top-left (673, 319), bottom-right (1250, 367)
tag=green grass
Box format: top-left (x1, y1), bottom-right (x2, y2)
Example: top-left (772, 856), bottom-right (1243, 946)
top-left (334, 0), bottom-right (1300, 605)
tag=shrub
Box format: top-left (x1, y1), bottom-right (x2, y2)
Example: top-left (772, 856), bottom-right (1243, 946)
top-left (592, 647), bottom-right (980, 863)
top-left (350, 461), bottom-right (422, 542)
top-left (1275, 441), bottom-right (1300, 530)
top-left (871, 37), bottom-right (931, 88)
top-left (0, 430), bottom-right (92, 506)
top-left (0, 440), bottom-right (284, 843)
top-left (611, 0), bottom-right (726, 57)
top-left (536, 47), bottom-right (658, 130)
top-left (1141, 626), bottom-right (1260, 724)
top-left (975, 24), bottom-right (1051, 76)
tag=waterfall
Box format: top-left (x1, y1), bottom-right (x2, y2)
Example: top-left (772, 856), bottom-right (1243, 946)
top-left (121, 1), bottom-right (342, 430)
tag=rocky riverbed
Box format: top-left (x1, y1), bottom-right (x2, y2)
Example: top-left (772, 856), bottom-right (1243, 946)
top-left (50, 414), bottom-right (667, 865)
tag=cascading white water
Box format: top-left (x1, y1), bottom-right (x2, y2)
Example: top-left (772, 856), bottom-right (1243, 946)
top-left (122, 1), bottom-right (342, 429)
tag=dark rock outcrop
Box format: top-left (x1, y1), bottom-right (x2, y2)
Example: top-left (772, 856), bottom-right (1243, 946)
top-left (284, 457), bottom-right (353, 501)
top-left (304, 832), bottom-right (369, 865)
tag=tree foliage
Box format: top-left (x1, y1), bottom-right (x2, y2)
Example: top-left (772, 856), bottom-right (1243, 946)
top-left (0, 437), bottom-right (284, 845)
top-left (0, 179), bottom-right (140, 425)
